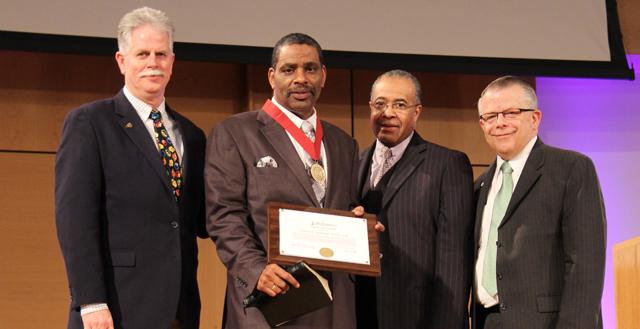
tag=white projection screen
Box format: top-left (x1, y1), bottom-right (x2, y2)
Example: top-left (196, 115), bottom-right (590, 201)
top-left (0, 0), bottom-right (633, 79)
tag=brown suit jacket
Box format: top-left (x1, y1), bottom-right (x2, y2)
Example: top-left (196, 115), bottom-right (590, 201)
top-left (205, 109), bottom-right (359, 329)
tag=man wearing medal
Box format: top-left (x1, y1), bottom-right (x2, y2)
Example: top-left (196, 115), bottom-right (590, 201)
top-left (205, 33), bottom-right (361, 328)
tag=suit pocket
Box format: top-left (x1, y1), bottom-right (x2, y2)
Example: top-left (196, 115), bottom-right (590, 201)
top-left (536, 295), bottom-right (560, 313)
top-left (108, 250), bottom-right (136, 267)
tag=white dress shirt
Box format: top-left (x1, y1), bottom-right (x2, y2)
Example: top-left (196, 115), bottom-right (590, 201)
top-left (475, 136), bottom-right (537, 307)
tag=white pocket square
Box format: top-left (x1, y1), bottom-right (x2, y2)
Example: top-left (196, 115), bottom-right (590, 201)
top-left (256, 156), bottom-right (278, 168)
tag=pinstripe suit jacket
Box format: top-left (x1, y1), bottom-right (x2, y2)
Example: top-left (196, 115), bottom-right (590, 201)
top-left (205, 109), bottom-right (360, 329)
top-left (358, 133), bottom-right (475, 329)
top-left (472, 139), bottom-right (606, 329)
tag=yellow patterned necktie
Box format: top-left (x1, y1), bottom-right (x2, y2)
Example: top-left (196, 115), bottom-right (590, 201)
top-left (150, 109), bottom-right (182, 201)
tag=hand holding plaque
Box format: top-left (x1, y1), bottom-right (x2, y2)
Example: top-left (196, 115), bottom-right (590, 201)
top-left (267, 202), bottom-right (381, 276)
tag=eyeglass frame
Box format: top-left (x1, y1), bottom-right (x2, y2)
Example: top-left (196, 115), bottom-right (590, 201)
top-left (369, 100), bottom-right (421, 112)
top-left (479, 108), bottom-right (536, 123)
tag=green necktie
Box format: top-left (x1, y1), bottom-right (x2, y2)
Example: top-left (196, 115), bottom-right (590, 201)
top-left (482, 161), bottom-right (513, 296)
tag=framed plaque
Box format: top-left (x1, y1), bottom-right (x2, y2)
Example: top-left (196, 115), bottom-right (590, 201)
top-left (267, 202), bottom-right (381, 277)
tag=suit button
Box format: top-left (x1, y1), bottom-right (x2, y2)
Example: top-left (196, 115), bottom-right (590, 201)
top-left (170, 221), bottom-right (179, 229)
top-left (497, 273), bottom-right (503, 280)
top-left (496, 241), bottom-right (502, 247)
top-left (500, 303), bottom-right (506, 311)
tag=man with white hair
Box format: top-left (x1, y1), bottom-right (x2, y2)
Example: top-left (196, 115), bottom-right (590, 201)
top-left (55, 7), bottom-right (207, 329)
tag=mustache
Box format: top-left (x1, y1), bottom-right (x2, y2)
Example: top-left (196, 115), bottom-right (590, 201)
top-left (377, 119), bottom-right (398, 126)
top-left (286, 87), bottom-right (314, 97)
top-left (138, 69), bottom-right (165, 78)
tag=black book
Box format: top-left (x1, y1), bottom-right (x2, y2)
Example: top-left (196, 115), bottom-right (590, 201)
top-left (243, 261), bottom-right (332, 327)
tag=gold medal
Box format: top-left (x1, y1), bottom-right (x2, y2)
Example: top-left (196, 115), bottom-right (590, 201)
top-left (309, 162), bottom-right (326, 184)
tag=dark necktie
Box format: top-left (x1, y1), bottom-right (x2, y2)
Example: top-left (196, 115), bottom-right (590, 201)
top-left (150, 109), bottom-right (182, 201)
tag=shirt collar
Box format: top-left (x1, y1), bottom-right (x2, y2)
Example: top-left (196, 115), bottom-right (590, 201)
top-left (271, 97), bottom-right (318, 130)
top-left (375, 131), bottom-right (414, 160)
top-left (496, 135), bottom-right (537, 177)
top-left (123, 86), bottom-right (168, 120)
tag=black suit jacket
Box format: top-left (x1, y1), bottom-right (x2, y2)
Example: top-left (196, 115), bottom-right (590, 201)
top-left (55, 91), bottom-right (207, 329)
top-left (472, 139), bottom-right (606, 329)
top-left (358, 133), bottom-right (475, 329)
top-left (205, 109), bottom-right (360, 328)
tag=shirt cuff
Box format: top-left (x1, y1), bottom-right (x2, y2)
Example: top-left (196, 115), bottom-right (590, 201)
top-left (80, 303), bottom-right (109, 316)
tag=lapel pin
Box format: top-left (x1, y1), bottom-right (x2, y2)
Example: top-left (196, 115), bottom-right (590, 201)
top-left (125, 122), bottom-right (133, 128)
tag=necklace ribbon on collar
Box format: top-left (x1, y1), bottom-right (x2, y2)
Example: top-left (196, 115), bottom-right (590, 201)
top-left (262, 99), bottom-right (323, 161)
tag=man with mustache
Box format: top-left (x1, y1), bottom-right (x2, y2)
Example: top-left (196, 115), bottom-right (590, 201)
top-left (355, 70), bottom-right (474, 329)
top-left (472, 76), bottom-right (606, 329)
top-left (55, 7), bottom-right (207, 329)
top-left (205, 33), bottom-right (361, 328)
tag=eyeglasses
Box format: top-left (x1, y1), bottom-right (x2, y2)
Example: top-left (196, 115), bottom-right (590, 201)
top-left (479, 108), bottom-right (535, 123)
top-left (370, 101), bottom-right (420, 112)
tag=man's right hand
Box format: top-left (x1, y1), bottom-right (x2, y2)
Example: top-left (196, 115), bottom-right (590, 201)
top-left (257, 263), bottom-right (301, 297)
top-left (81, 309), bottom-right (114, 329)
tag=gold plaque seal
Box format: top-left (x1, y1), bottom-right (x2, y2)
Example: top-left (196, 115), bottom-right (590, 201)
top-left (319, 247), bottom-right (334, 258)
top-left (310, 163), bottom-right (326, 184)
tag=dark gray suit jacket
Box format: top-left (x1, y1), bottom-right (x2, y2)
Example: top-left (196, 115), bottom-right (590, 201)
top-left (205, 109), bottom-right (360, 329)
top-left (358, 133), bottom-right (475, 329)
top-left (55, 91), bottom-right (207, 329)
top-left (472, 139), bottom-right (606, 329)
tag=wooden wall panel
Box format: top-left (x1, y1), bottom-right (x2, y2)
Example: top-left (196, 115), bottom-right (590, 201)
top-left (619, 0), bottom-right (640, 54)
top-left (614, 237), bottom-right (640, 329)
top-left (0, 153), bottom-right (68, 327)
top-left (197, 239), bottom-right (226, 329)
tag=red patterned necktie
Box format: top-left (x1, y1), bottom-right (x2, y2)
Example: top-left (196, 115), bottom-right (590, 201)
top-left (150, 109), bottom-right (182, 201)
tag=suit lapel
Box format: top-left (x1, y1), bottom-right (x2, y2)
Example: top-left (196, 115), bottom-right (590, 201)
top-left (257, 110), bottom-right (319, 207)
top-left (114, 92), bottom-right (172, 195)
top-left (474, 163), bottom-right (496, 244)
top-left (322, 121), bottom-right (345, 208)
top-left (357, 144), bottom-right (375, 199)
top-left (499, 139), bottom-right (544, 227)
top-left (381, 133), bottom-right (427, 209)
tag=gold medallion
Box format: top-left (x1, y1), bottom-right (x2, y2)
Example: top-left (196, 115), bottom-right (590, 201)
top-left (319, 247), bottom-right (334, 258)
top-left (310, 163), bottom-right (326, 184)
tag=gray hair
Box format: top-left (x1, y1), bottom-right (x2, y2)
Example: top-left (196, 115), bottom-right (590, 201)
top-left (371, 69), bottom-right (422, 104)
top-left (478, 76), bottom-right (538, 110)
top-left (117, 7), bottom-right (174, 54)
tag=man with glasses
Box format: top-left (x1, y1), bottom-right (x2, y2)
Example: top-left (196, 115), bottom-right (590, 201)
top-left (355, 70), bottom-right (474, 329)
top-left (472, 76), bottom-right (606, 329)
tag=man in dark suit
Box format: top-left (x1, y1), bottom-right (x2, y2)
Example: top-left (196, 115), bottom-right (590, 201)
top-left (205, 33), bottom-right (360, 328)
top-left (472, 76), bottom-right (606, 329)
top-left (355, 70), bottom-right (475, 329)
top-left (55, 7), bottom-right (206, 329)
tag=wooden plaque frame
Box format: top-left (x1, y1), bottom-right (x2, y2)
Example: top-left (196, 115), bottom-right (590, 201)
top-left (267, 202), bottom-right (381, 277)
